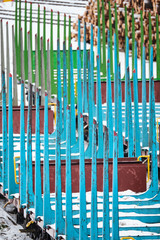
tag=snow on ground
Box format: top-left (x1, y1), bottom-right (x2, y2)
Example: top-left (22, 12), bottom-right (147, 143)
top-left (0, 207), bottom-right (31, 240)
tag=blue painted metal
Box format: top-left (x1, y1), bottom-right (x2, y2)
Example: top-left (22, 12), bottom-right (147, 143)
top-left (77, 47), bottom-right (88, 239)
top-left (112, 132), bottom-right (119, 240)
top-left (43, 92), bottom-right (54, 227)
top-left (107, 30), bottom-right (113, 158)
top-left (114, 33), bottom-right (118, 132)
top-left (65, 105), bottom-right (78, 239)
top-left (117, 64), bottom-right (124, 158)
top-left (149, 46), bottom-right (153, 151)
top-left (125, 37), bottom-right (129, 139)
top-left (96, 53), bottom-right (103, 158)
top-left (62, 41), bottom-right (67, 141)
top-left (20, 80), bottom-right (26, 207)
top-left (91, 119), bottom-right (98, 239)
top-left (70, 44), bottom-right (76, 146)
top-left (8, 74), bottom-right (15, 199)
top-left (55, 42), bottom-right (65, 237)
top-left (150, 77), bottom-right (158, 194)
top-left (127, 67), bottom-right (134, 157)
top-left (90, 24), bottom-right (95, 116)
top-left (35, 88), bottom-right (43, 218)
top-left (26, 84), bottom-right (34, 210)
top-left (133, 41), bottom-right (141, 157)
top-left (83, 22), bottom-right (88, 113)
top-left (142, 44), bottom-right (148, 148)
top-left (2, 71), bottom-right (8, 193)
top-left (103, 127), bottom-right (110, 240)
top-left (85, 51), bottom-right (92, 158)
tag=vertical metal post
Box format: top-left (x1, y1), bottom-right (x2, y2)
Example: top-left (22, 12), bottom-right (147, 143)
top-left (30, 3), bottom-right (33, 83)
top-left (2, 72), bottom-right (8, 193)
top-left (15, 0), bottom-right (18, 76)
top-left (142, 45), bottom-right (148, 147)
top-left (50, 9), bottom-right (55, 95)
top-left (6, 22), bottom-right (10, 105)
top-left (127, 67), bottom-right (134, 157)
top-left (115, 3), bottom-right (119, 63)
top-left (47, 39), bottom-right (51, 102)
top-left (117, 64), bottom-right (124, 157)
top-left (65, 105), bottom-right (78, 239)
top-left (12, 25), bottom-right (18, 106)
top-left (37, 4), bottom-right (41, 86)
top-left (91, 119), bottom-right (98, 239)
top-left (18, 0), bottom-right (21, 80)
top-left (24, 0), bottom-right (28, 81)
top-left (112, 132), bottom-right (119, 240)
top-left (20, 80), bottom-right (26, 207)
top-left (70, 45), bottom-right (76, 146)
top-left (43, 92), bottom-right (54, 227)
top-left (41, 37), bottom-right (45, 105)
top-left (107, 31), bottom-right (113, 158)
top-left (35, 34), bottom-right (39, 92)
top-left (140, 10), bottom-right (144, 80)
top-left (132, 8), bottom-right (135, 75)
top-left (1, 20), bottom-right (5, 94)
top-left (149, 46), bottom-right (153, 150)
top-left (133, 41), bottom-right (141, 157)
top-left (150, 77), bottom-right (158, 193)
top-left (28, 32), bottom-right (32, 86)
top-left (90, 25), bottom-right (95, 115)
top-left (62, 41), bottom-right (67, 140)
top-left (156, 14), bottom-right (160, 79)
top-left (20, 28), bottom-right (25, 106)
top-left (35, 88), bottom-right (43, 218)
top-left (103, 127), bottom-right (110, 240)
top-left (109, 1), bottom-right (113, 77)
top-left (8, 74), bottom-right (18, 197)
top-left (85, 52), bottom-right (92, 158)
top-left (125, 37), bottom-right (129, 139)
top-left (102, 0), bottom-right (106, 75)
top-left (114, 33), bottom-right (118, 132)
top-left (96, 52), bottom-right (103, 158)
top-left (67, 16), bottom-right (71, 104)
top-left (43, 7), bottom-right (47, 89)
top-left (26, 84), bottom-right (34, 209)
top-left (149, 12), bottom-right (152, 70)
top-left (83, 22), bottom-right (88, 113)
top-left (55, 40), bottom-right (65, 237)
top-left (77, 47), bottom-right (88, 239)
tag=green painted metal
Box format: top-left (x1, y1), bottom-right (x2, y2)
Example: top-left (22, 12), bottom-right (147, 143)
top-left (37, 4), bottom-right (41, 86)
top-left (67, 16), bottom-right (71, 104)
top-left (15, 0), bottom-right (18, 76)
top-left (140, 10), bottom-right (144, 80)
top-left (50, 9), bottom-right (55, 95)
top-left (109, 1), bottom-right (113, 77)
top-left (24, 0), bottom-right (28, 81)
top-left (43, 7), bottom-right (47, 89)
top-left (18, 0), bottom-right (21, 79)
top-left (149, 12), bottom-right (152, 69)
top-left (156, 14), bottom-right (160, 79)
top-left (102, 0), bottom-right (106, 76)
top-left (132, 8), bottom-right (135, 74)
top-left (115, 3), bottom-right (119, 63)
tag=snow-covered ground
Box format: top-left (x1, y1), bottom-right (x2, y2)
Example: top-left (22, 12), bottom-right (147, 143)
top-left (0, 206), bottom-right (31, 240)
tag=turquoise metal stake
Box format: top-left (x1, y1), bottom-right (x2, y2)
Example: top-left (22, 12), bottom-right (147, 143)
top-left (65, 105), bottom-right (78, 239)
top-left (20, 80), bottom-right (26, 206)
top-left (142, 45), bottom-right (148, 147)
top-left (117, 64), bottom-right (124, 157)
top-left (2, 71), bottom-right (8, 193)
top-left (35, 88), bottom-right (43, 218)
top-left (85, 52), bottom-right (92, 158)
top-left (97, 27), bottom-right (103, 158)
top-left (112, 132), bottom-right (119, 240)
top-left (83, 22), bottom-right (88, 113)
top-left (62, 41), bottom-right (67, 140)
top-left (127, 67), bottom-right (134, 157)
top-left (91, 119), bottom-right (98, 239)
top-left (8, 74), bottom-right (17, 198)
top-left (133, 41), bottom-right (141, 157)
top-left (107, 31), bottom-right (113, 158)
top-left (156, 14), bottom-right (160, 79)
top-left (26, 84), bottom-right (34, 210)
top-left (70, 45), bottom-right (76, 146)
top-left (103, 127), bottom-right (110, 240)
top-left (149, 46), bottom-right (153, 150)
top-left (77, 47), bottom-right (88, 239)
top-left (12, 25), bottom-right (18, 106)
top-left (114, 33), bottom-right (118, 132)
top-left (55, 40), bottom-right (65, 237)
top-left (43, 92), bottom-right (55, 227)
top-left (125, 37), bottom-right (129, 139)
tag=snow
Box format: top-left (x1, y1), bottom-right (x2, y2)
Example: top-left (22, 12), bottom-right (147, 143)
top-left (0, 207), bottom-right (32, 240)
